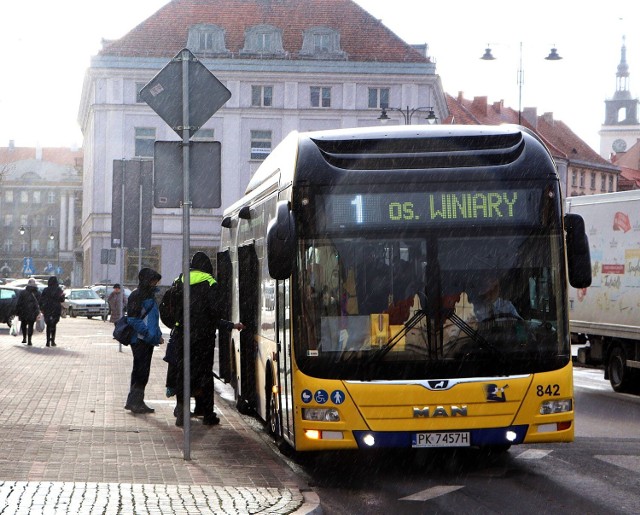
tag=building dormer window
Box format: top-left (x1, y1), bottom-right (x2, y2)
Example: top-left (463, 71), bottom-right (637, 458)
top-left (187, 24), bottom-right (230, 56)
top-left (241, 25), bottom-right (285, 56)
top-left (299, 27), bottom-right (346, 60)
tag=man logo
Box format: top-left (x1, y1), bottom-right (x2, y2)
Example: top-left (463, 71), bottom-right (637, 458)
top-left (413, 405), bottom-right (468, 418)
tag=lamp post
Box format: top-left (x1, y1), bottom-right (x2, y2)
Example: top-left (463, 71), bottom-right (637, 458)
top-left (19, 224), bottom-right (32, 277)
top-left (481, 42), bottom-right (562, 125)
top-left (49, 232), bottom-right (60, 274)
top-left (19, 225), bottom-right (32, 256)
top-left (378, 106), bottom-right (438, 125)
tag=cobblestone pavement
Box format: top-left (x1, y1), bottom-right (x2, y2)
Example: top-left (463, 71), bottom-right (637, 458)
top-left (0, 317), bottom-right (318, 514)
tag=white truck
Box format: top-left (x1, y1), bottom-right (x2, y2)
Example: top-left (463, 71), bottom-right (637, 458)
top-left (566, 190), bottom-right (640, 392)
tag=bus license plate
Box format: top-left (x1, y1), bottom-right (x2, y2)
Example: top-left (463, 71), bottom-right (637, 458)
top-left (412, 432), bottom-right (470, 448)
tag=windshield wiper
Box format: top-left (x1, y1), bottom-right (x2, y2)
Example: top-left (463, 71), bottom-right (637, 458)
top-left (366, 308), bottom-right (428, 364)
top-left (447, 311), bottom-right (499, 353)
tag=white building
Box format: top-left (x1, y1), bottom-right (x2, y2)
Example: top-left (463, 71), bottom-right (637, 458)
top-left (78, 0), bottom-right (448, 287)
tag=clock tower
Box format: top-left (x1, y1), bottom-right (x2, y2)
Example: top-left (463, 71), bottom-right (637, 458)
top-left (599, 37), bottom-right (640, 159)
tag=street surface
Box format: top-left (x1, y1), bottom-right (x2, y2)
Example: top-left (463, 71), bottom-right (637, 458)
top-left (0, 316), bottom-right (314, 514)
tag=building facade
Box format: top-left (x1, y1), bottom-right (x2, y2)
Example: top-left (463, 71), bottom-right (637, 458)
top-left (0, 143), bottom-right (83, 284)
top-left (77, 0), bottom-right (449, 287)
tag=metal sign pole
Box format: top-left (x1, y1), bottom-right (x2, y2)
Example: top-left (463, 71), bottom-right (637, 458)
top-left (120, 159), bottom-right (126, 354)
top-left (181, 49), bottom-right (192, 460)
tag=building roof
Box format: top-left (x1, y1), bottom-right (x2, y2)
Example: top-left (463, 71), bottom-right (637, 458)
top-left (0, 145), bottom-right (83, 182)
top-left (446, 92), bottom-right (615, 170)
top-left (98, 0), bottom-right (429, 63)
top-left (0, 145), bottom-right (82, 167)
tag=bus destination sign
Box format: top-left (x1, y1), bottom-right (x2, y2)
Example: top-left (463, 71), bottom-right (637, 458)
top-left (321, 190), bottom-right (540, 230)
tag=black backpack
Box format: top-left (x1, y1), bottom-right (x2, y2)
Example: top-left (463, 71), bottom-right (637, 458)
top-left (159, 274), bottom-right (183, 328)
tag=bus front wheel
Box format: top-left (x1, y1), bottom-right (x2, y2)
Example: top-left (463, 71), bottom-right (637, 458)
top-left (265, 371), bottom-right (280, 438)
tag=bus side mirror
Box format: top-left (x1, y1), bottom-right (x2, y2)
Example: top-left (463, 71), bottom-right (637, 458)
top-left (564, 213), bottom-right (592, 289)
top-left (267, 200), bottom-right (296, 280)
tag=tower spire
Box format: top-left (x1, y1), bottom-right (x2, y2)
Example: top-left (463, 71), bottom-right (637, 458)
top-left (615, 35), bottom-right (630, 98)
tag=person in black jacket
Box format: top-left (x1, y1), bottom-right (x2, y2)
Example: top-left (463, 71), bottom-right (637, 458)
top-left (16, 278), bottom-right (41, 346)
top-left (39, 276), bottom-right (66, 347)
top-left (172, 252), bottom-right (244, 427)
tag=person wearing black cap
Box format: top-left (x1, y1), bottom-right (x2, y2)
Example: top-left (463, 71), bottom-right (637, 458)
top-left (172, 251), bottom-right (244, 427)
top-left (124, 267), bottom-right (163, 414)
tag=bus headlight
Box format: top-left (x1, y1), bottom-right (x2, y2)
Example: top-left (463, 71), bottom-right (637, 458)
top-left (540, 399), bottom-right (572, 415)
top-left (302, 408), bottom-right (341, 422)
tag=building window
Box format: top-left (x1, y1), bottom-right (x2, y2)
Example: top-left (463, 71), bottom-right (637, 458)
top-left (4, 214), bottom-right (12, 227)
top-left (251, 86), bottom-right (273, 107)
top-left (192, 128), bottom-right (214, 141)
top-left (251, 130), bottom-right (272, 160)
top-left (47, 239), bottom-right (55, 253)
top-left (33, 191), bottom-right (41, 203)
top-left (579, 171), bottom-right (585, 188)
top-left (590, 172), bottom-right (596, 190)
top-left (299, 27), bottom-right (346, 59)
top-left (32, 240), bottom-right (40, 252)
top-left (135, 127), bottom-right (156, 158)
top-left (601, 174), bottom-right (606, 191)
top-left (609, 176), bottom-right (614, 192)
top-left (20, 191), bottom-right (28, 203)
top-left (20, 215), bottom-right (28, 225)
top-left (136, 82), bottom-right (146, 103)
top-left (368, 87), bottom-right (389, 109)
top-left (47, 216), bottom-right (56, 228)
top-left (311, 86), bottom-right (331, 108)
top-left (47, 192), bottom-right (56, 204)
top-left (125, 246), bottom-right (161, 284)
top-left (241, 25), bottom-right (285, 56)
top-left (4, 190), bottom-right (12, 203)
top-left (3, 240), bottom-right (12, 253)
top-left (186, 24), bottom-right (230, 56)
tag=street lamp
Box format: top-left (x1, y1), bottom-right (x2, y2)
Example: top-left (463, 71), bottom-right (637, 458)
top-left (19, 225), bottom-right (32, 256)
top-left (49, 232), bottom-right (60, 273)
top-left (378, 106), bottom-right (438, 125)
top-left (481, 42), bottom-right (562, 125)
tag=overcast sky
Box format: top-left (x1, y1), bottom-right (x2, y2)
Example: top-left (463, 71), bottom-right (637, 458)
top-left (0, 0), bottom-right (636, 151)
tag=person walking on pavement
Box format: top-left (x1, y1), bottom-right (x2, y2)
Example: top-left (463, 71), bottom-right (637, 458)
top-left (108, 283), bottom-right (127, 324)
top-left (124, 268), bottom-right (164, 414)
top-left (173, 251), bottom-right (244, 427)
top-left (39, 276), bottom-right (66, 347)
top-left (16, 278), bottom-right (41, 346)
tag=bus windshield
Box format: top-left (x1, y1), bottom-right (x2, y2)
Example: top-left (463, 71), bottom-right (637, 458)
top-left (294, 229), bottom-right (568, 380)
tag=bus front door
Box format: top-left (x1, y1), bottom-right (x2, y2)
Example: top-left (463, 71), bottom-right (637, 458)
top-left (237, 243), bottom-right (259, 413)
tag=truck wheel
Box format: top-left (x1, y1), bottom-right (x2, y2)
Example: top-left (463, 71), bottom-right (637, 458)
top-left (608, 346), bottom-right (632, 393)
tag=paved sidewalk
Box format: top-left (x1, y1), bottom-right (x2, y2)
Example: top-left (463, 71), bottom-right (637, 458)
top-left (0, 318), bottom-right (319, 514)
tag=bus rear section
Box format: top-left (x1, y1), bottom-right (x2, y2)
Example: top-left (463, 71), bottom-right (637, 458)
top-left (222, 125), bottom-right (591, 452)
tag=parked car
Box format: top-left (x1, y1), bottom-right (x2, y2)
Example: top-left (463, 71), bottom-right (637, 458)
top-left (0, 285), bottom-right (21, 326)
top-left (6, 278), bottom-right (48, 293)
top-left (62, 288), bottom-right (109, 320)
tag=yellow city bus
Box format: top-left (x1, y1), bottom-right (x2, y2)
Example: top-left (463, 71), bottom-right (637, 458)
top-left (218, 125), bottom-right (591, 452)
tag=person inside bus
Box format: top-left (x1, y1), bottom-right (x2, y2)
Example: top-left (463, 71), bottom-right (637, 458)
top-left (469, 275), bottom-right (521, 322)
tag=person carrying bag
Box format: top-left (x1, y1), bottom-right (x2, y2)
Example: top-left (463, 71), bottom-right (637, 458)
top-left (15, 279), bottom-right (41, 346)
top-left (124, 268), bottom-right (163, 414)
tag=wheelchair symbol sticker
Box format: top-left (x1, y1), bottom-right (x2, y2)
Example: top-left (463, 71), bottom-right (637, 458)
top-left (314, 389), bottom-right (328, 404)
